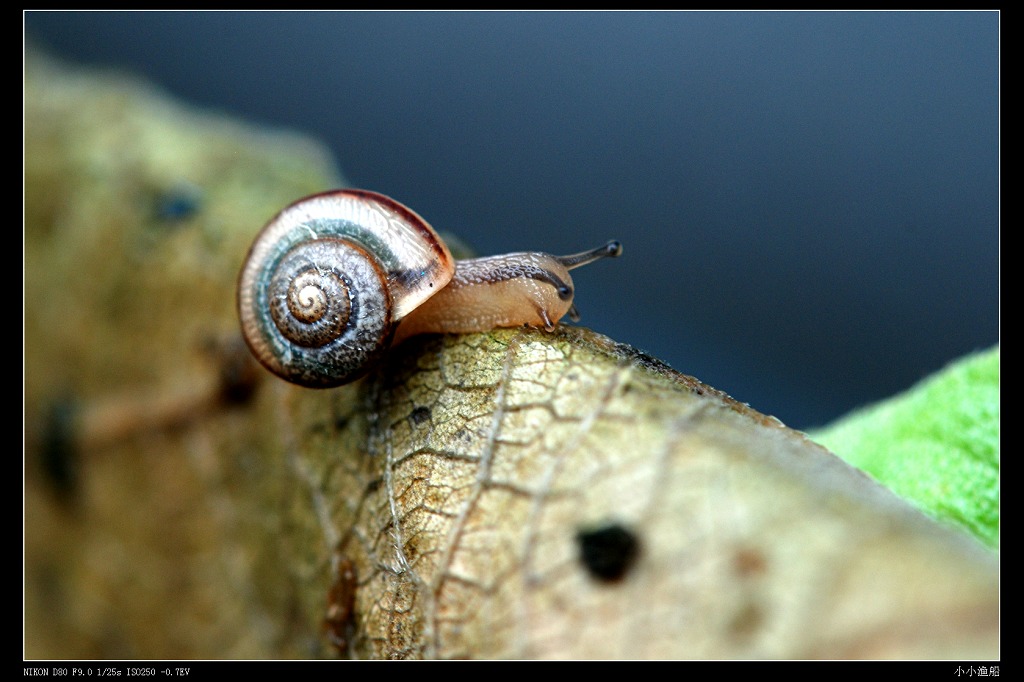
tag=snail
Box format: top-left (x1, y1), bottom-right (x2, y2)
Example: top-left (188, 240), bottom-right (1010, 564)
top-left (238, 189), bottom-right (622, 388)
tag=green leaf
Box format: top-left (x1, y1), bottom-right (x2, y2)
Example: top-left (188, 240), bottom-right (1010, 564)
top-left (809, 346), bottom-right (999, 548)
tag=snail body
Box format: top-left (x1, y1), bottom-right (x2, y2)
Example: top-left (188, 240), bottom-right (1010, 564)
top-left (238, 189), bottom-right (621, 388)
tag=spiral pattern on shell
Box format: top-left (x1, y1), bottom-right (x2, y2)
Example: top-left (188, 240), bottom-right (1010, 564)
top-left (260, 238), bottom-right (392, 386)
top-left (238, 190), bottom-right (454, 388)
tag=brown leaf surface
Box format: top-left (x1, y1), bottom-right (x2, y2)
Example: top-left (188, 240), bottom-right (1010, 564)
top-left (24, 48), bottom-right (997, 660)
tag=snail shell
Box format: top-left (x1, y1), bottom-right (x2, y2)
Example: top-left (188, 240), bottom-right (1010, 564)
top-left (238, 189), bottom-right (621, 388)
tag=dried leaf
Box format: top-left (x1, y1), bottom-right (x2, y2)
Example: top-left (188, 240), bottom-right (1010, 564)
top-left (24, 47), bottom-right (997, 661)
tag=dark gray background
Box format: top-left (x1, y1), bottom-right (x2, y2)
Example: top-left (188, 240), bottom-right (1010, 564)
top-left (24, 11), bottom-right (999, 430)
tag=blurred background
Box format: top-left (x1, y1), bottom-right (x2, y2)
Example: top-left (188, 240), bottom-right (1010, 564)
top-left (24, 10), bottom-right (999, 430)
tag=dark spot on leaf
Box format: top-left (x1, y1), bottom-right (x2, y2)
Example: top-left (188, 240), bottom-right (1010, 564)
top-left (216, 337), bottom-right (260, 405)
top-left (152, 183), bottom-right (202, 224)
top-left (333, 414), bottom-right (350, 431)
top-left (410, 406), bottom-right (431, 426)
top-left (733, 547), bottom-right (767, 578)
top-left (41, 397), bottom-right (78, 503)
top-left (728, 600), bottom-right (764, 639)
top-left (576, 522), bottom-right (640, 582)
